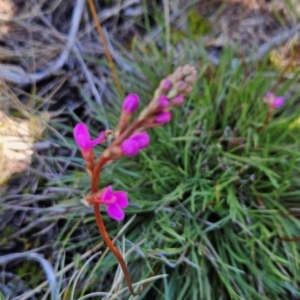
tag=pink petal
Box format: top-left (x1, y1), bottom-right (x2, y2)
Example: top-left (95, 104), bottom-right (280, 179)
top-left (121, 139), bottom-right (140, 156)
top-left (155, 111), bottom-right (172, 124)
top-left (122, 94), bottom-right (140, 114)
top-left (171, 94), bottom-right (184, 106)
top-left (89, 131), bottom-right (105, 147)
top-left (162, 79), bottom-right (172, 92)
top-left (73, 123), bottom-right (104, 150)
top-left (107, 203), bottom-right (125, 221)
top-left (130, 132), bottom-right (150, 149)
top-left (73, 123), bottom-right (91, 149)
top-left (102, 186), bottom-right (114, 203)
top-left (273, 96), bottom-right (285, 108)
top-left (114, 191), bottom-right (128, 208)
top-left (157, 95), bottom-right (169, 109)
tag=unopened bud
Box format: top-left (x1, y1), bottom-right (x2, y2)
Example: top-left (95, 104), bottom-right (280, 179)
top-left (121, 139), bottom-right (140, 156)
top-left (122, 94), bottom-right (140, 114)
top-left (162, 79), bottom-right (172, 92)
top-left (157, 95), bottom-right (170, 109)
top-left (155, 111), bottom-right (172, 124)
top-left (171, 95), bottom-right (184, 106)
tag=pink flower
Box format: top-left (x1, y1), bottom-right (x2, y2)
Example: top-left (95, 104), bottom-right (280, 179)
top-left (155, 111), bottom-right (172, 124)
top-left (121, 139), bottom-right (140, 156)
top-left (122, 94), bottom-right (140, 114)
top-left (273, 96), bottom-right (285, 108)
top-left (157, 95), bottom-right (169, 109)
top-left (171, 94), bottom-right (184, 106)
top-left (121, 132), bottom-right (150, 156)
top-left (130, 132), bottom-right (150, 149)
top-left (162, 79), bottom-right (172, 92)
top-left (101, 186), bottom-right (128, 221)
top-left (263, 92), bottom-right (285, 109)
top-left (73, 123), bottom-right (104, 151)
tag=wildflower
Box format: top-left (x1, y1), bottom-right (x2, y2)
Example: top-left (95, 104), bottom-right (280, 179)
top-left (121, 138), bottom-right (140, 156)
top-left (100, 186), bottom-right (129, 221)
top-left (130, 132), bottom-right (150, 149)
top-left (155, 111), bottom-right (172, 124)
top-left (161, 79), bottom-right (172, 92)
top-left (122, 94), bottom-right (140, 114)
top-left (263, 92), bottom-right (285, 109)
top-left (121, 132), bottom-right (150, 156)
top-left (171, 94), bottom-right (184, 106)
top-left (73, 123), bottom-right (104, 152)
top-left (157, 95), bottom-right (169, 109)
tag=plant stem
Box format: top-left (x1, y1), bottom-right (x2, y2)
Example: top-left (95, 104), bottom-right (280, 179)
top-left (257, 109), bottom-right (273, 134)
top-left (91, 156), bottom-right (141, 295)
top-left (93, 205), bottom-right (139, 295)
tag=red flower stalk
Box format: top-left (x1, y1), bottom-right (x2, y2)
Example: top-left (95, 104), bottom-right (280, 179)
top-left (73, 65), bottom-right (198, 295)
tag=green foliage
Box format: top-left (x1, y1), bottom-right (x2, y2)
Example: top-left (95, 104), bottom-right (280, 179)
top-left (61, 46), bottom-right (300, 300)
top-left (187, 10), bottom-right (212, 36)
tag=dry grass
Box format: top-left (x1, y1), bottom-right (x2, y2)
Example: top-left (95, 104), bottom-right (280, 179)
top-left (1, 0), bottom-right (300, 298)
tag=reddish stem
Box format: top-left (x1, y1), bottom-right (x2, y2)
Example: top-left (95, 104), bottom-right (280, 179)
top-left (93, 204), bottom-right (139, 295)
top-left (91, 150), bottom-right (144, 295)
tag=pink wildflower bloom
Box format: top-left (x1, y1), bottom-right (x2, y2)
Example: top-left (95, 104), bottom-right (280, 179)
top-left (131, 132), bottom-right (150, 149)
top-left (121, 138), bottom-right (140, 156)
top-left (162, 79), bottom-right (172, 92)
top-left (73, 123), bottom-right (104, 151)
top-left (122, 94), bottom-right (140, 113)
top-left (273, 96), bottom-right (285, 108)
top-left (171, 94), bottom-right (184, 106)
top-left (155, 111), bottom-right (172, 124)
top-left (121, 132), bottom-right (150, 156)
top-left (101, 186), bottom-right (128, 221)
top-left (157, 95), bottom-right (169, 109)
top-left (264, 92), bottom-right (285, 109)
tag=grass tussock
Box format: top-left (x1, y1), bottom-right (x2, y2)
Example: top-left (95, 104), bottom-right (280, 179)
top-left (1, 1), bottom-right (300, 299)
top-left (52, 46), bottom-right (300, 299)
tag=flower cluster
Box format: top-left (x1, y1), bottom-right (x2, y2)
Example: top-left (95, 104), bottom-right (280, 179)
top-left (263, 92), bottom-right (285, 109)
top-left (73, 65), bottom-right (198, 221)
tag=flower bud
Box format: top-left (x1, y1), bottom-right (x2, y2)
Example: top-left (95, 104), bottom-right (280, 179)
top-left (155, 111), bottom-right (172, 124)
top-left (171, 94), bottom-right (184, 106)
top-left (122, 94), bottom-right (140, 114)
top-left (263, 92), bottom-right (285, 109)
top-left (161, 79), bottom-right (172, 92)
top-left (157, 95), bottom-right (169, 109)
top-left (131, 132), bottom-right (150, 149)
top-left (121, 139), bottom-right (140, 156)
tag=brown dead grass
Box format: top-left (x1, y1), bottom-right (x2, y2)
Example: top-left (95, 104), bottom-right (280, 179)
top-left (0, 0), bottom-right (299, 298)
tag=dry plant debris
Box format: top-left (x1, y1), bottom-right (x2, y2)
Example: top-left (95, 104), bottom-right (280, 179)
top-left (178, 0), bottom-right (298, 56)
top-left (0, 110), bottom-right (49, 186)
top-left (270, 34), bottom-right (300, 74)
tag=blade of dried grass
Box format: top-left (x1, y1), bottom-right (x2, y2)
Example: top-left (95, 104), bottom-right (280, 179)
top-left (0, 252), bottom-right (60, 300)
top-left (0, 0), bottom-right (84, 84)
top-left (87, 0), bottom-right (124, 97)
